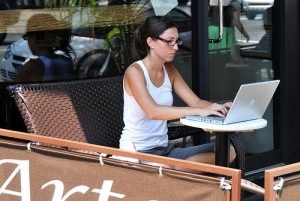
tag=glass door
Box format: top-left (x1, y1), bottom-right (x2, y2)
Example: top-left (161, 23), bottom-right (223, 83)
top-left (206, 0), bottom-right (280, 172)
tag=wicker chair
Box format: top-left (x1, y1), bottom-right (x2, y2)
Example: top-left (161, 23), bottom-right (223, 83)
top-left (7, 76), bottom-right (245, 174)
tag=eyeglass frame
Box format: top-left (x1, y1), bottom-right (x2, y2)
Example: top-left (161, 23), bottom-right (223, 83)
top-left (154, 36), bottom-right (183, 46)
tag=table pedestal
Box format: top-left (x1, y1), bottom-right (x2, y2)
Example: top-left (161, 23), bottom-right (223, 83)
top-left (215, 133), bottom-right (230, 167)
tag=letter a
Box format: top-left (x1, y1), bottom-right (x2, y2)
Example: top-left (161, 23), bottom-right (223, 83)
top-left (0, 159), bottom-right (31, 201)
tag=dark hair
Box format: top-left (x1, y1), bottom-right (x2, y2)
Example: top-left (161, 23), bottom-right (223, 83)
top-left (134, 16), bottom-right (178, 58)
top-left (25, 14), bottom-right (74, 59)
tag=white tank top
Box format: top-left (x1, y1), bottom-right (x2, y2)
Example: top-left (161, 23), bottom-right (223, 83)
top-left (120, 60), bottom-right (173, 151)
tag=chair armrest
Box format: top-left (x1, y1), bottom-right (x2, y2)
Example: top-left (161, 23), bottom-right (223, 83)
top-left (167, 121), bottom-right (205, 140)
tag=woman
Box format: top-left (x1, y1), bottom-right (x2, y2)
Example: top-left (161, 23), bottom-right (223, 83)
top-left (120, 16), bottom-right (235, 169)
top-left (15, 14), bottom-right (75, 82)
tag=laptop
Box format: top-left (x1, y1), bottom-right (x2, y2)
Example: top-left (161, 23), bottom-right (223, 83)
top-left (185, 80), bottom-right (280, 125)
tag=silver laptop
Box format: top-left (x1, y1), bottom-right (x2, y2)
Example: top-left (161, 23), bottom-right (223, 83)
top-left (186, 80), bottom-right (280, 125)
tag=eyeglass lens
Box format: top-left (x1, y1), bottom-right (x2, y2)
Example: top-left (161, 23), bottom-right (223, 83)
top-left (156, 37), bottom-right (182, 46)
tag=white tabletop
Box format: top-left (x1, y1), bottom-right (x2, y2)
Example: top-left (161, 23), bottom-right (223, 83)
top-left (180, 118), bottom-right (267, 132)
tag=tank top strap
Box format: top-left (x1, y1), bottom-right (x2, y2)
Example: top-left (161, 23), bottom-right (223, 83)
top-left (135, 60), bottom-right (170, 87)
top-left (135, 60), bottom-right (151, 87)
top-left (162, 64), bottom-right (171, 86)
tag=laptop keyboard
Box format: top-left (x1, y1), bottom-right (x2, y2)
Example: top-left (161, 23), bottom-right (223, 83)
top-left (186, 115), bottom-right (225, 124)
top-left (205, 115), bottom-right (225, 121)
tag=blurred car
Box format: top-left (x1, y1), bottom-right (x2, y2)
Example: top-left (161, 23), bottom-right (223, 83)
top-left (1, 35), bottom-right (109, 81)
top-left (241, 0), bottom-right (274, 20)
top-left (0, 8), bottom-right (115, 82)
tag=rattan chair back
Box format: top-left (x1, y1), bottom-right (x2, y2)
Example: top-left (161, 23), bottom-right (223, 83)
top-left (8, 76), bottom-right (124, 148)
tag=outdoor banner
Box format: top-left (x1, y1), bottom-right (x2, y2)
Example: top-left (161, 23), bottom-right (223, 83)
top-left (0, 139), bottom-right (230, 201)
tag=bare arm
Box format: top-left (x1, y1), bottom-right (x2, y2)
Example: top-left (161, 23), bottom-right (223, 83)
top-left (124, 63), bottom-right (230, 121)
top-left (167, 63), bottom-right (232, 116)
top-left (14, 59), bottom-right (45, 82)
top-left (232, 10), bottom-right (250, 41)
top-left (167, 63), bottom-right (211, 108)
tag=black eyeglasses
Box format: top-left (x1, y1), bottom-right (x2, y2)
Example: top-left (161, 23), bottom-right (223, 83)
top-left (155, 36), bottom-right (183, 46)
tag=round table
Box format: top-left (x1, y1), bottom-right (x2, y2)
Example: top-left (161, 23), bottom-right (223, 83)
top-left (180, 118), bottom-right (267, 167)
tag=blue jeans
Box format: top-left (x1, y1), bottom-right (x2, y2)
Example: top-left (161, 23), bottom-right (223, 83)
top-left (139, 142), bottom-right (215, 160)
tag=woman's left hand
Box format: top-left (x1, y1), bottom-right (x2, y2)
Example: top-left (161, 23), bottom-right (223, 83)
top-left (221, 102), bottom-right (232, 116)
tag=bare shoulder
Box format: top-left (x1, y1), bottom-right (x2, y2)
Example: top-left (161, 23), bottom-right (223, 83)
top-left (23, 58), bottom-right (44, 70)
top-left (123, 63), bottom-right (146, 96)
top-left (124, 62), bottom-right (144, 81)
top-left (15, 58), bottom-right (44, 82)
top-left (125, 62), bottom-right (142, 74)
top-left (164, 62), bottom-right (180, 83)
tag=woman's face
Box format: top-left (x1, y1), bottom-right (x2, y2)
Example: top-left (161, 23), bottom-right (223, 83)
top-left (152, 27), bottom-right (180, 62)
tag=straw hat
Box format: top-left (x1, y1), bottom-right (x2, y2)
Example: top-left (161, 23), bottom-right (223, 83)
top-left (25, 14), bottom-right (71, 47)
top-left (26, 13), bottom-right (69, 32)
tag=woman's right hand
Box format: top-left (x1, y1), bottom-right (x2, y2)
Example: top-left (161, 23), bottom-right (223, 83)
top-left (195, 102), bottom-right (231, 117)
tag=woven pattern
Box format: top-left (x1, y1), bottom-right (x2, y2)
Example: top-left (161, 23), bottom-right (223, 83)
top-left (8, 76), bottom-right (124, 148)
top-left (230, 132), bottom-right (246, 177)
top-left (168, 125), bottom-right (203, 140)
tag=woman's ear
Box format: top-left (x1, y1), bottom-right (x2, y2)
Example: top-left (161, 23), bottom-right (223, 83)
top-left (146, 37), bottom-right (155, 48)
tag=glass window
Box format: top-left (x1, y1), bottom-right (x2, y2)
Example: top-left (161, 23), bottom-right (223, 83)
top-left (208, 0), bottom-right (275, 159)
top-left (0, 1), bottom-right (192, 83)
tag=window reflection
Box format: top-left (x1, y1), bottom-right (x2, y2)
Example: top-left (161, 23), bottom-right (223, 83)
top-left (0, 2), bottom-right (192, 83)
top-left (208, 0), bottom-right (274, 99)
top-left (208, 0), bottom-right (275, 155)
